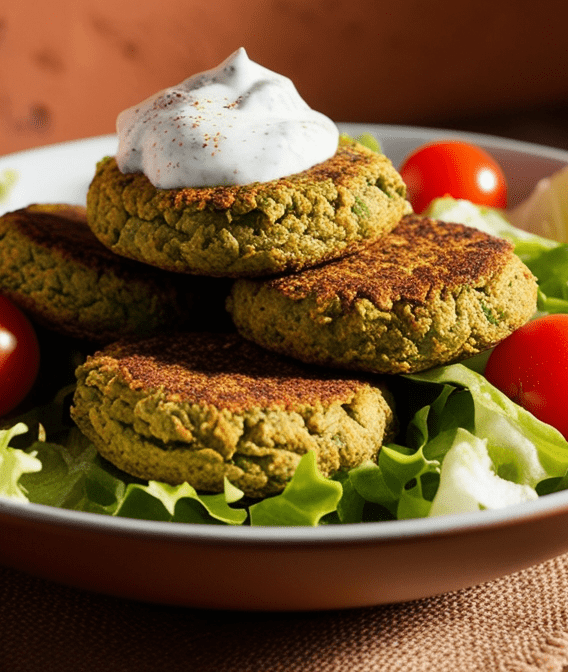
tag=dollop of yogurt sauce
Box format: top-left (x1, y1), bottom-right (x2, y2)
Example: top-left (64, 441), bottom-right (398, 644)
top-left (116, 48), bottom-right (339, 189)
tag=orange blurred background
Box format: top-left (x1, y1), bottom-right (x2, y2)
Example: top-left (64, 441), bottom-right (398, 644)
top-left (2, 0), bottom-right (568, 155)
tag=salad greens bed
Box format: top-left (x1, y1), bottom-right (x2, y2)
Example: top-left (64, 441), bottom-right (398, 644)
top-left (2, 193), bottom-right (568, 527)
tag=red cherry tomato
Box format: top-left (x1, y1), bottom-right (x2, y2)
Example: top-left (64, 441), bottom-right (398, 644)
top-left (484, 314), bottom-right (568, 440)
top-left (0, 295), bottom-right (40, 416)
top-left (399, 140), bottom-right (508, 214)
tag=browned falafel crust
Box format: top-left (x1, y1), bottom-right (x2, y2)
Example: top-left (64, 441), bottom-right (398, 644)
top-left (71, 332), bottom-right (396, 498)
top-left (85, 138), bottom-right (410, 277)
top-left (0, 204), bottom-right (228, 341)
top-left (227, 215), bottom-right (538, 374)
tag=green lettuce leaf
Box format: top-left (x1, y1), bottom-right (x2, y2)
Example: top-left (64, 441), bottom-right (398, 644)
top-left (428, 428), bottom-right (539, 516)
top-left (347, 444), bottom-right (440, 520)
top-left (0, 423), bottom-right (42, 502)
top-left (340, 132), bottom-right (381, 154)
top-left (412, 364), bottom-right (568, 482)
top-left (355, 132), bottom-right (381, 154)
top-left (344, 379), bottom-right (473, 519)
top-left (343, 364), bottom-right (568, 519)
top-left (249, 450), bottom-right (342, 526)
top-left (409, 364), bottom-right (568, 516)
top-left (20, 428), bottom-right (127, 514)
top-left (116, 479), bottom-right (247, 525)
top-left (522, 244), bottom-right (568, 314)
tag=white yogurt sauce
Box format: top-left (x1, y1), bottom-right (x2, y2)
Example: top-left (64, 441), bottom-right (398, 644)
top-left (115, 48), bottom-right (339, 189)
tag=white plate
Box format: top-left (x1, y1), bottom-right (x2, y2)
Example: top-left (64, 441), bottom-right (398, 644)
top-left (1, 124), bottom-right (568, 611)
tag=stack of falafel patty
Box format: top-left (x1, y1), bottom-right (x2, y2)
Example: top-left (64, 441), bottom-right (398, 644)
top-left (0, 137), bottom-right (538, 498)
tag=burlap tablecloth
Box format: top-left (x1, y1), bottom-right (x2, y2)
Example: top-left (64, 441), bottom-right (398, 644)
top-left (2, 553), bottom-right (568, 672)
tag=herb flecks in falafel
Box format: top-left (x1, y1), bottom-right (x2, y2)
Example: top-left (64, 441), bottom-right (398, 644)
top-left (227, 215), bottom-right (538, 374)
top-left (0, 204), bottom-right (229, 341)
top-left (71, 332), bottom-right (396, 498)
top-left (85, 138), bottom-right (410, 278)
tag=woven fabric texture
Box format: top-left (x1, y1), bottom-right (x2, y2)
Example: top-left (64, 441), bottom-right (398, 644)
top-left (2, 555), bottom-right (568, 672)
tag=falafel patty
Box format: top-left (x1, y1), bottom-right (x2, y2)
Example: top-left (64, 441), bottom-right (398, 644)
top-left (71, 332), bottom-right (396, 498)
top-left (85, 137), bottom-right (410, 278)
top-left (227, 215), bottom-right (538, 375)
top-left (0, 204), bottom-right (229, 341)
